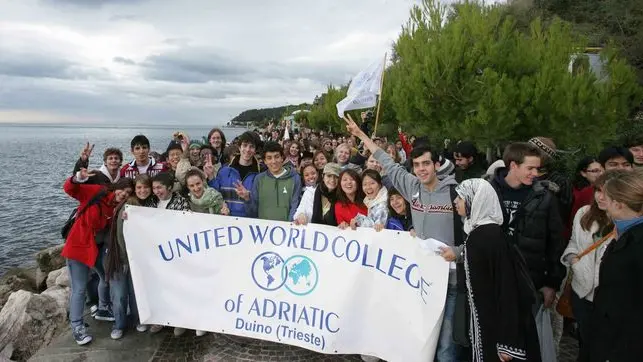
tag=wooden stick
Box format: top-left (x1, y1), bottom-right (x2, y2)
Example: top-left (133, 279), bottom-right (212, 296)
top-left (373, 52), bottom-right (387, 137)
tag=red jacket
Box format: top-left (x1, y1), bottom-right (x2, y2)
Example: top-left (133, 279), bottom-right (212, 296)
top-left (334, 202), bottom-right (368, 225)
top-left (62, 177), bottom-right (116, 267)
top-left (398, 132), bottom-right (412, 158)
top-left (119, 157), bottom-right (167, 179)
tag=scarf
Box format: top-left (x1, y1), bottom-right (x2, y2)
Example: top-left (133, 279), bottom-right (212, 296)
top-left (190, 186), bottom-right (223, 214)
top-left (311, 182), bottom-right (337, 224)
top-left (364, 187), bottom-right (388, 209)
top-left (455, 179), bottom-right (503, 235)
top-left (99, 164), bottom-right (121, 183)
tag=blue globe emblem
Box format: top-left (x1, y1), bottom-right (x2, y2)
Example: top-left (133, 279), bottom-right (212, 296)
top-left (251, 252), bottom-right (287, 291)
top-left (281, 255), bottom-right (319, 296)
top-left (251, 253), bottom-right (319, 296)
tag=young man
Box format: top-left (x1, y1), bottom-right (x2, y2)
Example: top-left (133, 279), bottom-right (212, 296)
top-left (243, 141), bottom-right (302, 221)
top-left (120, 135), bottom-right (167, 179)
top-left (625, 135), bottom-right (643, 168)
top-left (598, 146), bottom-right (634, 171)
top-left (209, 131), bottom-right (264, 218)
top-left (488, 142), bottom-right (565, 307)
top-left (73, 143), bottom-right (123, 185)
top-left (343, 115), bottom-right (461, 362)
top-left (453, 141), bottom-right (485, 182)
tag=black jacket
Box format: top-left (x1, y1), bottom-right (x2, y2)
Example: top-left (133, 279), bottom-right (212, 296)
top-left (490, 168), bottom-right (566, 291)
top-left (72, 158), bottom-right (115, 185)
top-left (589, 223), bottom-right (643, 362)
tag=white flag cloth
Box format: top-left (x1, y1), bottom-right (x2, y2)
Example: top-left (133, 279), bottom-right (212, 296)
top-left (336, 57), bottom-right (385, 118)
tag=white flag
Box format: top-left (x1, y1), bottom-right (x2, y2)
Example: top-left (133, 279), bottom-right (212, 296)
top-left (336, 56), bottom-right (385, 118)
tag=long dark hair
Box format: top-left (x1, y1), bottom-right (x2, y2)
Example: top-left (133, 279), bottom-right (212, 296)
top-left (105, 197), bottom-right (134, 280)
top-left (580, 173), bottom-right (613, 235)
top-left (388, 188), bottom-right (410, 218)
top-left (573, 156), bottom-right (599, 190)
top-left (336, 169), bottom-right (365, 206)
top-left (361, 169), bottom-right (383, 190)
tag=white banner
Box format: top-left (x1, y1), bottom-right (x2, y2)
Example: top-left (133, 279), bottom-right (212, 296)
top-left (123, 206), bottom-right (449, 362)
top-left (336, 56), bottom-right (385, 118)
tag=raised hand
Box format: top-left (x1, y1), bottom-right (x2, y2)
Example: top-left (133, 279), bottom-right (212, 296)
top-left (342, 114), bottom-right (363, 138)
top-left (234, 180), bottom-right (250, 201)
top-left (80, 142), bottom-right (95, 161)
top-left (203, 154), bottom-right (215, 180)
top-left (78, 168), bottom-right (97, 180)
top-left (179, 133), bottom-right (191, 153)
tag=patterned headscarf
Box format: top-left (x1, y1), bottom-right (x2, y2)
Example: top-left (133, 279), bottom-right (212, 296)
top-left (455, 179), bottom-right (504, 234)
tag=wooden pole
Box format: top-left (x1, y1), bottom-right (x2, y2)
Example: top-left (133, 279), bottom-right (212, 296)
top-left (373, 52), bottom-right (387, 137)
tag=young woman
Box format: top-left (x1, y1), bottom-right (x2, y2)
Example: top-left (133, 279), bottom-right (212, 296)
top-left (334, 169), bottom-right (367, 229)
top-left (443, 178), bottom-right (539, 361)
top-left (352, 169), bottom-right (388, 231)
top-left (386, 188), bottom-right (413, 232)
top-left (385, 143), bottom-right (401, 164)
top-left (151, 172), bottom-right (190, 211)
top-left (294, 163), bottom-right (340, 226)
top-left (63, 169), bottom-right (134, 345)
top-left (313, 151), bottom-right (329, 172)
top-left (207, 127), bottom-right (227, 164)
top-left (590, 169), bottom-right (643, 361)
top-left (285, 141), bottom-right (301, 170)
top-left (561, 173), bottom-right (613, 361)
top-left (301, 164), bottom-right (319, 189)
top-left (567, 157), bottom-right (604, 238)
top-left (105, 174), bottom-right (154, 340)
top-left (185, 168), bottom-right (229, 216)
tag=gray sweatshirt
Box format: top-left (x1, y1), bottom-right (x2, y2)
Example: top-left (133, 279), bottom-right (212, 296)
top-left (374, 149), bottom-right (458, 284)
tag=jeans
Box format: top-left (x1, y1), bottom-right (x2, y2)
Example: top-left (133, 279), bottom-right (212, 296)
top-left (110, 269), bottom-right (139, 330)
top-left (68, 244), bottom-right (110, 329)
top-left (436, 285), bottom-right (459, 362)
top-left (571, 291), bottom-right (593, 362)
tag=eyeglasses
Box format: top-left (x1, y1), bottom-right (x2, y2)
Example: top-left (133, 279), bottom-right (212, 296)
top-left (585, 169), bottom-right (603, 173)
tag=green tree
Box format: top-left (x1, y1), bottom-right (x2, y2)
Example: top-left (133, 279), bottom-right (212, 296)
top-left (387, 0), bottom-right (642, 153)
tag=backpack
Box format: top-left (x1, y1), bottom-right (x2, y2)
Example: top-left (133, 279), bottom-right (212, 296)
top-left (61, 189), bottom-right (107, 240)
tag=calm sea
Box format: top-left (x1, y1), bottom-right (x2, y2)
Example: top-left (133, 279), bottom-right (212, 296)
top-left (0, 124), bottom-right (244, 275)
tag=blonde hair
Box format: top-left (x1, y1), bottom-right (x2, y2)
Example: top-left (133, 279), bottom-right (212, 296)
top-left (603, 169), bottom-right (643, 213)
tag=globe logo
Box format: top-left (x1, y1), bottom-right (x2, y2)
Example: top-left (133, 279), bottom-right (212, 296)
top-left (250, 252), bottom-right (319, 296)
top-left (281, 255), bottom-right (319, 296)
top-left (251, 252), bottom-right (287, 291)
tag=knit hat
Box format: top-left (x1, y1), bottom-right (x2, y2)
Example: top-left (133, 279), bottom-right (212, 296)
top-left (437, 157), bottom-right (455, 180)
top-left (528, 137), bottom-right (557, 159)
top-left (323, 163), bottom-right (341, 177)
top-left (189, 141), bottom-right (202, 150)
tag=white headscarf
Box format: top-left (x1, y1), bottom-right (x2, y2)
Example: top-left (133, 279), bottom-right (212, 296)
top-left (455, 178), bottom-right (504, 235)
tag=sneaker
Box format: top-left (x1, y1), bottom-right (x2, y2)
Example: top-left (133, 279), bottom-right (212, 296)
top-left (110, 329), bottom-right (124, 340)
top-left (136, 324), bottom-right (149, 333)
top-left (173, 327), bottom-right (186, 337)
top-left (72, 325), bottom-right (93, 346)
top-left (94, 309), bottom-right (115, 322)
top-left (195, 330), bottom-right (207, 337)
top-left (89, 305), bottom-right (98, 318)
top-left (149, 325), bottom-right (164, 334)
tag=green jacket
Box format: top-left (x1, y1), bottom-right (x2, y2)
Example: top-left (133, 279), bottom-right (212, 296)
top-left (246, 167), bottom-right (302, 221)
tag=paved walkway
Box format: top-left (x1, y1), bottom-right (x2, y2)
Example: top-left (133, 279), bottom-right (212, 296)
top-left (30, 318), bottom-right (579, 361)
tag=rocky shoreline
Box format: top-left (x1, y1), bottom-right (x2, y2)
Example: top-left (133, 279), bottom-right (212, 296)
top-left (0, 245), bottom-right (70, 361)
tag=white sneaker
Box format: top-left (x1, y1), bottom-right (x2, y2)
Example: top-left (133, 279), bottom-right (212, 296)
top-left (173, 327), bottom-right (186, 336)
top-left (136, 324), bottom-right (148, 333)
top-left (110, 329), bottom-right (124, 340)
top-left (195, 330), bottom-right (207, 337)
top-left (149, 325), bottom-right (164, 334)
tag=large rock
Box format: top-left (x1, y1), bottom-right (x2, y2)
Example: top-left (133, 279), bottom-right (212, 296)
top-left (41, 286), bottom-right (70, 312)
top-left (35, 245), bottom-right (65, 274)
top-left (45, 268), bottom-right (64, 289)
top-left (0, 290), bottom-right (66, 361)
top-left (54, 269), bottom-right (70, 288)
top-left (0, 268), bottom-right (37, 310)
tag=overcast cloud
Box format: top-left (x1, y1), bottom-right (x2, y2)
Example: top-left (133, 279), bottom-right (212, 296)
top-left (0, 0), bottom-right (419, 125)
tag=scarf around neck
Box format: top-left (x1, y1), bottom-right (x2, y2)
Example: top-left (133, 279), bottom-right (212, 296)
top-left (364, 187), bottom-right (388, 209)
top-left (190, 187), bottom-right (222, 210)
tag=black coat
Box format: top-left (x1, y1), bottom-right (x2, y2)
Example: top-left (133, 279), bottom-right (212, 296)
top-left (73, 158), bottom-right (114, 185)
top-left (490, 169), bottom-right (566, 291)
top-left (589, 222), bottom-right (643, 362)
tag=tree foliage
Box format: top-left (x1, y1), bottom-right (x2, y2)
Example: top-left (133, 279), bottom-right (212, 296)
top-left (229, 104), bottom-right (310, 128)
top-left (383, 0), bottom-right (642, 153)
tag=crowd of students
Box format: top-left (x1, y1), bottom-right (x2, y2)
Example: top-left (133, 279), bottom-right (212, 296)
top-left (61, 114), bottom-right (643, 362)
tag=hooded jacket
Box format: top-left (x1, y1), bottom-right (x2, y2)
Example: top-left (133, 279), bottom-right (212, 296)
top-left (374, 149), bottom-right (459, 284)
top-left (62, 177), bottom-right (116, 267)
top-left (490, 167), bottom-right (566, 290)
top-left (245, 166), bottom-right (302, 221)
top-left (209, 156), bottom-right (263, 217)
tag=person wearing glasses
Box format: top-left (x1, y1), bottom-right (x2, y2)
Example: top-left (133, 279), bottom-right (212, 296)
top-left (567, 157), bottom-right (604, 239)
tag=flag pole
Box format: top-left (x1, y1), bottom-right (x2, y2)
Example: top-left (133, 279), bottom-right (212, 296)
top-left (373, 52), bottom-right (387, 137)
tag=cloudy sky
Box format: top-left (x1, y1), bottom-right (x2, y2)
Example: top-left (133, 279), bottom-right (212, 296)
top-left (0, 0), bottom-right (419, 125)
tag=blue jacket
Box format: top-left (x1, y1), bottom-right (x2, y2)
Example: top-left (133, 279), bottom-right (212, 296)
top-left (208, 156), bottom-right (262, 218)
